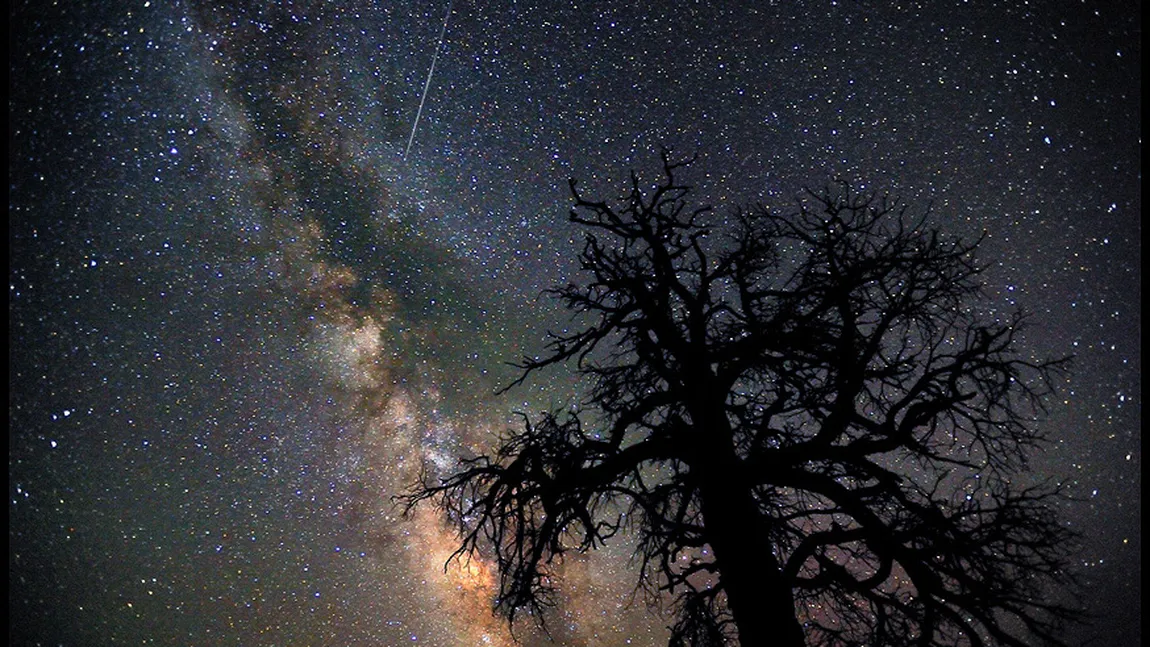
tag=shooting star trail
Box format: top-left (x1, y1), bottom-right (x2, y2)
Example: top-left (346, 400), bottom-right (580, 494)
top-left (404, 0), bottom-right (454, 160)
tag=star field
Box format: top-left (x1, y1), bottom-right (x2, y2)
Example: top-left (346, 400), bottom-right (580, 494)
top-left (10, 1), bottom-right (1139, 645)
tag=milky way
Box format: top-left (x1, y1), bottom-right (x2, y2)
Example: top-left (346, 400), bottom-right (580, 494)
top-left (10, 1), bottom-right (1139, 645)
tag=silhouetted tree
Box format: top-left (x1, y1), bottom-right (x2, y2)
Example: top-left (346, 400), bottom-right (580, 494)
top-left (404, 153), bottom-right (1082, 646)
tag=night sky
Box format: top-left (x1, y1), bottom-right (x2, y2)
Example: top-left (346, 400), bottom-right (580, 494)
top-left (9, 1), bottom-right (1140, 646)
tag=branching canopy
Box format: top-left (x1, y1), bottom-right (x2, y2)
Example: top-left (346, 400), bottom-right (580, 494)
top-left (403, 153), bottom-right (1081, 646)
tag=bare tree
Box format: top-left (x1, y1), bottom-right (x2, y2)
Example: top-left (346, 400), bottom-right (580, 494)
top-left (403, 153), bottom-right (1082, 646)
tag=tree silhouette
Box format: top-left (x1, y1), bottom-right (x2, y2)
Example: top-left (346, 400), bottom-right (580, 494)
top-left (404, 153), bottom-right (1082, 646)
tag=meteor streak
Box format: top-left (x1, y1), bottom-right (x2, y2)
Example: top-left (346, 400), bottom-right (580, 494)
top-left (404, 0), bottom-right (454, 160)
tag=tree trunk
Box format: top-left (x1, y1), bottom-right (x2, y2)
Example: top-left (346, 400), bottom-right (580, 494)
top-left (699, 479), bottom-right (806, 647)
top-left (694, 407), bottom-right (806, 647)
